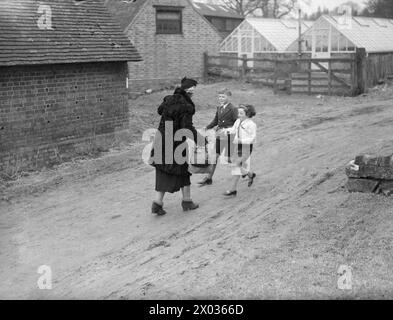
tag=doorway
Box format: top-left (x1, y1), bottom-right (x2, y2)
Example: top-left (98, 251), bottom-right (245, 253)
top-left (312, 27), bottom-right (331, 70)
top-left (238, 36), bottom-right (254, 68)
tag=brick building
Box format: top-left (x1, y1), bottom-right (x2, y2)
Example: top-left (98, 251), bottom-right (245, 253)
top-left (0, 0), bottom-right (141, 174)
top-left (104, 0), bottom-right (222, 92)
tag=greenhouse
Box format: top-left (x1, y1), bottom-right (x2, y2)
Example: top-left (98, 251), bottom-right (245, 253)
top-left (220, 17), bottom-right (313, 60)
top-left (286, 15), bottom-right (393, 57)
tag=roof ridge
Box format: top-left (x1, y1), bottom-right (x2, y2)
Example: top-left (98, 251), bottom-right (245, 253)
top-left (193, 1), bottom-right (243, 19)
top-left (105, 0), bottom-right (149, 30)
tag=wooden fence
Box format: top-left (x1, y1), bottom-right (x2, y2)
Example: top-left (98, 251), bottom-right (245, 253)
top-left (204, 48), bottom-right (369, 96)
top-left (365, 51), bottom-right (393, 88)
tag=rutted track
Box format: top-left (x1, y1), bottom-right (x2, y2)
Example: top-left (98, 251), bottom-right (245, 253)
top-left (1, 83), bottom-right (393, 299)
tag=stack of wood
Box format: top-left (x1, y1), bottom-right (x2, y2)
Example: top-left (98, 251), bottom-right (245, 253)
top-left (346, 154), bottom-right (393, 195)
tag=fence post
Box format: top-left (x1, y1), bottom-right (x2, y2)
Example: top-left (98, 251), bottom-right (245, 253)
top-left (328, 60), bottom-right (332, 96)
top-left (203, 52), bottom-right (209, 83)
top-left (355, 48), bottom-right (367, 95)
top-left (241, 54), bottom-right (247, 79)
top-left (273, 59), bottom-right (278, 94)
top-left (286, 74), bottom-right (292, 95)
top-left (350, 53), bottom-right (357, 96)
top-left (308, 59), bottom-right (312, 95)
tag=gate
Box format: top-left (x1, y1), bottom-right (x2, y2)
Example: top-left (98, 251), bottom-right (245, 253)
top-left (203, 49), bottom-right (366, 96)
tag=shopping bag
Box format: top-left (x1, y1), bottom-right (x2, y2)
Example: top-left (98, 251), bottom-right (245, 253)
top-left (188, 164), bottom-right (212, 174)
top-left (188, 146), bottom-right (212, 174)
top-left (190, 146), bottom-right (210, 167)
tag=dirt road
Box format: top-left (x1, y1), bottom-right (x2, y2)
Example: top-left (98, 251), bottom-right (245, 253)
top-left (1, 82), bottom-right (393, 299)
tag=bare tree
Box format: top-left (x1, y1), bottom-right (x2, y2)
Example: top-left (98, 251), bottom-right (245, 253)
top-left (220, 0), bottom-right (259, 16)
top-left (221, 0), bottom-right (298, 18)
top-left (363, 0), bottom-right (393, 18)
top-left (270, 0), bottom-right (297, 18)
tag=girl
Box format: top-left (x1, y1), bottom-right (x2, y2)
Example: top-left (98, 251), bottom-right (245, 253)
top-left (223, 104), bottom-right (257, 196)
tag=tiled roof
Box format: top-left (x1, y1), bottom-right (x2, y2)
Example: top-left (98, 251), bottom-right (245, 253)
top-left (246, 18), bottom-right (313, 52)
top-left (323, 15), bottom-right (393, 53)
top-left (104, 0), bottom-right (148, 30)
top-left (0, 0), bottom-right (142, 67)
top-left (192, 1), bottom-right (243, 19)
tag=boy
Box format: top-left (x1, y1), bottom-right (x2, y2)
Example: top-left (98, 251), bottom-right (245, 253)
top-left (198, 88), bottom-right (238, 186)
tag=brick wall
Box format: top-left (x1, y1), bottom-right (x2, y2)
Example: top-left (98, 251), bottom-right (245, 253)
top-left (126, 0), bottom-right (221, 92)
top-left (0, 62), bottom-right (129, 173)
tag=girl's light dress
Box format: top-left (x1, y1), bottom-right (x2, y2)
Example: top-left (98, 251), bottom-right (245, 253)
top-left (225, 118), bottom-right (257, 175)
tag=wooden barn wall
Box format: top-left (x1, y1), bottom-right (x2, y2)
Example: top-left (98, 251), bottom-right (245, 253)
top-left (365, 52), bottom-right (393, 87)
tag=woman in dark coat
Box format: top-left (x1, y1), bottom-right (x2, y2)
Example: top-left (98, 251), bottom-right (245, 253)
top-left (150, 77), bottom-right (206, 215)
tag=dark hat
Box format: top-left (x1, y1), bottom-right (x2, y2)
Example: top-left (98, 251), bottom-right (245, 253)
top-left (180, 77), bottom-right (198, 90)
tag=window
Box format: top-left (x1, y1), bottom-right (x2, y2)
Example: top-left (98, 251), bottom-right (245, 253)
top-left (347, 40), bottom-right (355, 52)
top-left (347, 45), bottom-right (355, 52)
top-left (254, 37), bottom-right (261, 52)
top-left (316, 35), bottom-right (322, 52)
top-left (220, 35), bottom-right (239, 53)
top-left (155, 6), bottom-right (183, 34)
top-left (314, 28), bottom-right (329, 53)
top-left (241, 37), bottom-right (252, 53)
top-left (322, 34), bottom-right (329, 52)
top-left (304, 35), bottom-right (312, 51)
top-left (211, 17), bottom-right (226, 31)
top-left (225, 19), bottom-right (241, 32)
top-left (331, 32), bottom-right (339, 51)
top-left (339, 34), bottom-right (348, 51)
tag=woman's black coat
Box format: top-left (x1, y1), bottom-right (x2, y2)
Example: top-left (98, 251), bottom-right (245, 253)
top-left (150, 88), bottom-right (204, 176)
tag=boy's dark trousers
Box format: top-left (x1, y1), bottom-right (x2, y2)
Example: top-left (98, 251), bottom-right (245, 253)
top-left (214, 133), bottom-right (235, 161)
top-left (201, 103), bottom-right (238, 183)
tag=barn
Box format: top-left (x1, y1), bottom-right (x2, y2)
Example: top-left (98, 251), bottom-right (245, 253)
top-left (0, 0), bottom-right (141, 174)
top-left (104, 0), bottom-right (222, 93)
top-left (220, 17), bottom-right (313, 65)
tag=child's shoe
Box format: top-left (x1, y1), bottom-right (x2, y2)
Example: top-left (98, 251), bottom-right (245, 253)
top-left (248, 173), bottom-right (256, 187)
top-left (223, 190), bottom-right (237, 196)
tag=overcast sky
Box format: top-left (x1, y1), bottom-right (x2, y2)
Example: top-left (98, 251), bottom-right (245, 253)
top-left (300, 0), bottom-right (367, 13)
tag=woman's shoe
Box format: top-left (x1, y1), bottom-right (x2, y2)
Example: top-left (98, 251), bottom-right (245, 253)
top-left (181, 201), bottom-right (199, 211)
top-left (151, 202), bottom-right (167, 215)
top-left (223, 190), bottom-right (237, 196)
top-left (248, 173), bottom-right (256, 187)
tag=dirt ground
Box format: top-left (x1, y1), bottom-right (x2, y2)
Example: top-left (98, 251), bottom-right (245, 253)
top-left (1, 81), bottom-right (393, 299)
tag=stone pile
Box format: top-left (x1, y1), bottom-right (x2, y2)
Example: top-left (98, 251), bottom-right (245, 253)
top-left (346, 154), bottom-right (393, 195)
